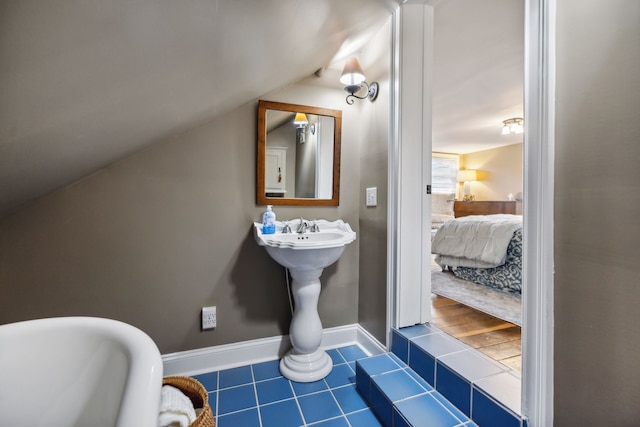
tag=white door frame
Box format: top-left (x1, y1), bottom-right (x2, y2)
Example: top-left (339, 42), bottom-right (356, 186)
top-left (387, 0), bottom-right (555, 424)
top-left (386, 0), bottom-right (434, 334)
top-left (520, 0), bottom-right (555, 424)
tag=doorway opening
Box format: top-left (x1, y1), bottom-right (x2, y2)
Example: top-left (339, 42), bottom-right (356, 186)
top-left (389, 0), bottom-right (554, 423)
top-left (427, 0), bottom-right (525, 371)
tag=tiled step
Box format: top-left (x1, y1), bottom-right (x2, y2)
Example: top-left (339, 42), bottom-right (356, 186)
top-left (390, 324), bottom-right (527, 427)
top-left (356, 352), bottom-right (477, 427)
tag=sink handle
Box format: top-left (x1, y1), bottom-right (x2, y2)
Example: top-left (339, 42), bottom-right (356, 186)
top-left (309, 222), bottom-right (320, 232)
top-left (282, 223), bottom-right (292, 233)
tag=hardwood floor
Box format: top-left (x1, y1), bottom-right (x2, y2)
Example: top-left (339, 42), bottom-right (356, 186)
top-left (430, 294), bottom-right (522, 372)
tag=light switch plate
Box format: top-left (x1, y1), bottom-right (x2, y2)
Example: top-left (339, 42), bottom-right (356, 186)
top-left (366, 187), bottom-right (377, 207)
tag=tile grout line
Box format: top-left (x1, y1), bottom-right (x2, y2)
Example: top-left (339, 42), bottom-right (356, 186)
top-left (249, 365), bottom-right (264, 427)
top-left (329, 346), bottom-right (372, 427)
top-left (215, 371), bottom-right (220, 423)
top-left (286, 373), bottom-right (308, 427)
top-left (327, 362), bottom-right (354, 427)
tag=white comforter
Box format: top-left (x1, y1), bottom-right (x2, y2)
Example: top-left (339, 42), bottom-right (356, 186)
top-left (431, 214), bottom-right (522, 268)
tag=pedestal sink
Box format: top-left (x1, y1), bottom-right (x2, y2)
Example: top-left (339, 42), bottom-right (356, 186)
top-left (253, 218), bottom-right (356, 382)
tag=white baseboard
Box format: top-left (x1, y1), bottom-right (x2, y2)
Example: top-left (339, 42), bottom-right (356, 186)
top-left (162, 323), bottom-right (387, 377)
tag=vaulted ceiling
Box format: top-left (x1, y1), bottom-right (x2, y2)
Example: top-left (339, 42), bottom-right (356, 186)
top-left (0, 0), bottom-right (522, 217)
top-left (432, 0), bottom-right (524, 155)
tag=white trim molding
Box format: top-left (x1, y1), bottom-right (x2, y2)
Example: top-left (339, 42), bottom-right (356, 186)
top-left (386, 2), bottom-right (401, 353)
top-left (162, 324), bottom-right (386, 377)
top-left (391, 0), bottom-right (434, 330)
top-left (522, 0), bottom-right (555, 425)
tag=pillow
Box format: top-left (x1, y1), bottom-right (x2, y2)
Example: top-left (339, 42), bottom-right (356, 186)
top-left (432, 193), bottom-right (455, 216)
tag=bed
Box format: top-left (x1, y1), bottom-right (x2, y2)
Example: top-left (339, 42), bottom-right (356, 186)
top-left (431, 214), bottom-right (522, 295)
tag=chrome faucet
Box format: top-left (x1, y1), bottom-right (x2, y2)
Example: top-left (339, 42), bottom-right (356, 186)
top-left (282, 222), bottom-right (292, 233)
top-left (296, 218), bottom-right (308, 234)
top-left (309, 222), bottom-right (320, 232)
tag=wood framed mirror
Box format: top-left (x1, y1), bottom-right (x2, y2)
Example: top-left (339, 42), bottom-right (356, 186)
top-left (257, 100), bottom-right (342, 206)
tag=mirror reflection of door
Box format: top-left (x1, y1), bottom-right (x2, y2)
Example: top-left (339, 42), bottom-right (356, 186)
top-left (265, 147), bottom-right (287, 197)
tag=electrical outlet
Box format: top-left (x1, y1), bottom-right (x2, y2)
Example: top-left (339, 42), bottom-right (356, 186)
top-left (202, 306), bottom-right (217, 330)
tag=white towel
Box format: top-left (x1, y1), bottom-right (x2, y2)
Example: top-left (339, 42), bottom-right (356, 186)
top-left (158, 385), bottom-right (197, 427)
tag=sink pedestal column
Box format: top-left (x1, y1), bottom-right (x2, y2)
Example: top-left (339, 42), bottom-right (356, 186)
top-left (280, 268), bottom-right (332, 382)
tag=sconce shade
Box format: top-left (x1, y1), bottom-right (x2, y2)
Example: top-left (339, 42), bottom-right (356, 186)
top-left (340, 56), bottom-right (378, 105)
top-left (457, 169), bottom-right (478, 182)
top-left (340, 57), bottom-right (366, 86)
top-left (293, 113), bottom-right (309, 128)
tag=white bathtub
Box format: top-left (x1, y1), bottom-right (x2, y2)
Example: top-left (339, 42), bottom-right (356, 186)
top-left (0, 317), bottom-right (163, 427)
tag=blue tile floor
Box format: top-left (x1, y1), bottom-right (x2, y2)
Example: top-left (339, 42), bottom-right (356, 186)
top-left (190, 345), bottom-right (476, 427)
top-left (192, 345), bottom-right (382, 427)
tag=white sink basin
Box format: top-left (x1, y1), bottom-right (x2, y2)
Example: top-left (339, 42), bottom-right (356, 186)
top-left (253, 218), bottom-right (356, 382)
top-left (253, 219), bottom-right (356, 271)
top-left (0, 317), bottom-right (163, 427)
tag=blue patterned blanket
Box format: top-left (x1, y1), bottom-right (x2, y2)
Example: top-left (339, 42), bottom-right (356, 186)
top-left (452, 228), bottom-right (522, 295)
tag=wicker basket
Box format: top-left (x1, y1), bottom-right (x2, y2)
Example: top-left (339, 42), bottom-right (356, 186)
top-left (162, 376), bottom-right (215, 427)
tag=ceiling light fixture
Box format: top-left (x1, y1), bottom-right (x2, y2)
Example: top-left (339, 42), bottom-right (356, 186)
top-left (502, 118), bottom-right (524, 135)
top-left (340, 57), bottom-right (379, 105)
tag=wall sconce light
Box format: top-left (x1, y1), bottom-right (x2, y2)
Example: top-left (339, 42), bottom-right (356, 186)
top-left (340, 57), bottom-right (379, 105)
top-left (457, 169), bottom-right (479, 201)
top-left (293, 113), bottom-right (309, 129)
top-left (293, 113), bottom-right (309, 144)
top-left (501, 117), bottom-right (524, 135)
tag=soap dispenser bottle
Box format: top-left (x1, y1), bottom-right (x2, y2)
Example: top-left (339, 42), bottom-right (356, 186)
top-left (262, 205), bottom-right (276, 234)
